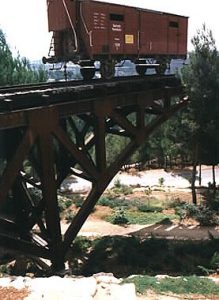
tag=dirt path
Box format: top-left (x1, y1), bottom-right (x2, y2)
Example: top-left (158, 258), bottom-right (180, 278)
top-left (61, 215), bottom-right (219, 241)
top-left (61, 216), bottom-right (146, 237)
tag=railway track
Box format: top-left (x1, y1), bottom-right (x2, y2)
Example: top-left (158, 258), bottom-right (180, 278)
top-left (0, 74), bottom-right (181, 112)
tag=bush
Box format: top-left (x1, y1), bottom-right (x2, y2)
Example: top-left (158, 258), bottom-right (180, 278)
top-left (196, 206), bottom-right (218, 226)
top-left (137, 205), bottom-right (163, 213)
top-left (65, 211), bottom-right (76, 223)
top-left (166, 198), bottom-right (185, 209)
top-left (210, 251), bottom-right (219, 270)
top-left (73, 194), bottom-right (84, 208)
top-left (144, 187), bottom-right (152, 197)
top-left (114, 179), bottom-right (122, 188)
top-left (208, 193), bottom-right (219, 212)
top-left (158, 177), bottom-right (165, 186)
top-left (111, 208), bottom-right (129, 225)
top-left (73, 236), bottom-right (92, 253)
top-left (98, 196), bottom-right (135, 209)
top-left (98, 197), bottom-right (113, 207)
top-left (112, 179), bottom-right (133, 196)
top-left (58, 195), bottom-right (72, 212)
top-left (0, 264), bottom-right (11, 275)
top-left (106, 210), bottom-right (178, 225)
top-left (177, 203), bottom-right (219, 226)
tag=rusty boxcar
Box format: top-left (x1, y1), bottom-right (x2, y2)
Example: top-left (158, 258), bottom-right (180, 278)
top-left (43, 0), bottom-right (188, 79)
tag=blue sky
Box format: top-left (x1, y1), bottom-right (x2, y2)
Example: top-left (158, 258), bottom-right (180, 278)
top-left (0, 0), bottom-right (218, 60)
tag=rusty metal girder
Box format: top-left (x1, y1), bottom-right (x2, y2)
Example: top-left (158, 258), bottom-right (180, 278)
top-left (0, 76), bottom-right (187, 272)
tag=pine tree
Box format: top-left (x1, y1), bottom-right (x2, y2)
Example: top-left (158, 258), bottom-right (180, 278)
top-left (0, 29), bottom-right (47, 86)
top-left (182, 24), bottom-right (219, 203)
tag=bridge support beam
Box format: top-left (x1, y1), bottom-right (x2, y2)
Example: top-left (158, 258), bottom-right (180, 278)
top-left (0, 77), bottom-right (187, 272)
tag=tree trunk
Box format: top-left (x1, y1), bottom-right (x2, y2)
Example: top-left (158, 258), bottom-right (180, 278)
top-left (164, 156), bottom-right (167, 171)
top-left (199, 164), bottom-right (202, 186)
top-left (169, 155), bottom-right (172, 169)
top-left (191, 144), bottom-right (198, 205)
top-left (212, 164), bottom-right (216, 196)
top-left (181, 154), bottom-right (185, 169)
top-left (191, 162), bottom-right (197, 204)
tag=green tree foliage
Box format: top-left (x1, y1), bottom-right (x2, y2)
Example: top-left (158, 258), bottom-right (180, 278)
top-left (105, 134), bottom-right (130, 165)
top-left (136, 109), bottom-right (191, 170)
top-left (182, 24), bottom-right (219, 201)
top-left (182, 25), bottom-right (219, 136)
top-left (0, 29), bottom-right (47, 86)
top-left (182, 25), bottom-right (219, 156)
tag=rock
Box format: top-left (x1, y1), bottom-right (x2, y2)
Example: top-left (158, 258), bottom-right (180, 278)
top-left (94, 282), bottom-right (136, 300)
top-left (93, 273), bottom-right (136, 300)
top-left (10, 276), bottom-right (29, 289)
top-left (25, 276), bottom-right (97, 300)
top-left (0, 273), bottom-right (137, 299)
top-left (94, 272), bottom-right (121, 284)
top-left (0, 277), bottom-right (12, 287)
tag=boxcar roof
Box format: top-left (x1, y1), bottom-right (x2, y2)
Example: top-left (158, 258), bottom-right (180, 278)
top-left (92, 0), bottom-right (188, 18)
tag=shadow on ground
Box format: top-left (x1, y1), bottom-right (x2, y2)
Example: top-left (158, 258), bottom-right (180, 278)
top-left (67, 231), bottom-right (219, 278)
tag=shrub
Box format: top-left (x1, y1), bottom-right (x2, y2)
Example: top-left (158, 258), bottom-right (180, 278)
top-left (98, 197), bottom-right (113, 207)
top-left (114, 179), bottom-right (122, 188)
top-left (144, 187), bottom-right (152, 197)
top-left (137, 205), bottom-right (162, 213)
top-left (58, 195), bottom-right (72, 212)
top-left (73, 236), bottom-right (92, 253)
top-left (98, 197), bottom-right (134, 209)
top-left (106, 211), bottom-right (178, 225)
top-left (166, 197), bottom-right (185, 209)
top-left (208, 193), bottom-right (219, 212)
top-left (177, 203), bottom-right (219, 226)
top-left (210, 251), bottom-right (219, 270)
top-left (112, 179), bottom-right (133, 196)
top-left (65, 211), bottom-right (76, 223)
top-left (158, 177), bottom-right (165, 186)
top-left (0, 264), bottom-right (11, 275)
top-left (111, 208), bottom-right (129, 225)
top-left (196, 206), bottom-right (218, 226)
top-left (73, 194), bottom-right (84, 208)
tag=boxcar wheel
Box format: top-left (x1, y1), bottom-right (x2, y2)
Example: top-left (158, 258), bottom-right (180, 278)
top-left (136, 65), bottom-right (147, 76)
top-left (100, 61), bottom-right (115, 80)
top-left (80, 67), bottom-right (96, 80)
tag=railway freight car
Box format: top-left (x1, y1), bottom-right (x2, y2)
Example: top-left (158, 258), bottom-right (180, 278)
top-left (43, 0), bottom-right (188, 79)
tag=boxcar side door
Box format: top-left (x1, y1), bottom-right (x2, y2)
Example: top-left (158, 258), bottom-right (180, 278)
top-left (139, 10), bottom-right (167, 56)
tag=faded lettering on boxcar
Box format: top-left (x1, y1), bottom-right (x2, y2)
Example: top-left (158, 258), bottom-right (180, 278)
top-left (112, 24), bottom-right (122, 32)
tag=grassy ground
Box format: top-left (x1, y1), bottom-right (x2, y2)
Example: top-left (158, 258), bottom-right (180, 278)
top-left (96, 185), bottom-right (182, 225)
top-left (123, 275), bottom-right (219, 297)
top-left (106, 210), bottom-right (178, 225)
